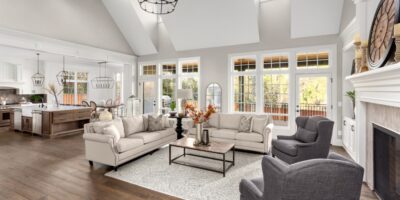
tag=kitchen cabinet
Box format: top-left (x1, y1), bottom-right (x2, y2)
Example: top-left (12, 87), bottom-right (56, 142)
top-left (22, 116), bottom-right (32, 132)
top-left (343, 117), bottom-right (356, 160)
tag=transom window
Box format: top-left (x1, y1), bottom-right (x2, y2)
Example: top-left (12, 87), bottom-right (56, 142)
top-left (162, 64), bottom-right (176, 75)
top-left (143, 65), bottom-right (157, 75)
top-left (233, 58), bottom-right (256, 72)
top-left (182, 62), bottom-right (198, 73)
top-left (264, 55), bottom-right (289, 70)
top-left (296, 52), bottom-right (329, 69)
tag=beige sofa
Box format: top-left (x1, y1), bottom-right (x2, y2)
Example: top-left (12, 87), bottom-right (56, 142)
top-left (83, 115), bottom-right (176, 170)
top-left (188, 113), bottom-right (274, 153)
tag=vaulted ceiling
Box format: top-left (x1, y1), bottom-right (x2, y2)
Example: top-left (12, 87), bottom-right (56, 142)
top-left (102, 0), bottom-right (347, 56)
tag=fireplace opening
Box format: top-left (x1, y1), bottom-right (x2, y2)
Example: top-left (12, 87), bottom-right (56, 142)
top-left (373, 124), bottom-right (400, 200)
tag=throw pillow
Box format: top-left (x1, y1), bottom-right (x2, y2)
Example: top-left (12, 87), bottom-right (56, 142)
top-left (122, 116), bottom-right (145, 135)
top-left (148, 115), bottom-right (164, 132)
top-left (295, 127), bottom-right (317, 143)
top-left (143, 115), bottom-right (149, 131)
top-left (251, 117), bottom-right (268, 134)
top-left (92, 119), bottom-right (125, 138)
top-left (103, 124), bottom-right (121, 144)
top-left (238, 116), bottom-right (252, 132)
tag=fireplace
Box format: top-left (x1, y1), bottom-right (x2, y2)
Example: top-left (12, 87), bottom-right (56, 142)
top-left (373, 124), bottom-right (400, 200)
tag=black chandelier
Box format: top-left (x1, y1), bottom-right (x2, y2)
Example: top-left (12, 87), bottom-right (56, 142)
top-left (138, 0), bottom-right (178, 15)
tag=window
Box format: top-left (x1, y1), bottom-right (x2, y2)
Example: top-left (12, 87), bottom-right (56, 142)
top-left (234, 58), bottom-right (256, 72)
top-left (296, 52), bottom-right (329, 69)
top-left (233, 75), bottom-right (256, 112)
top-left (63, 71), bottom-right (88, 105)
top-left (161, 78), bottom-right (175, 110)
top-left (115, 73), bottom-right (123, 102)
top-left (162, 64), bottom-right (176, 75)
top-left (143, 64), bottom-right (157, 75)
top-left (264, 55), bottom-right (288, 70)
top-left (181, 77), bottom-right (199, 107)
top-left (263, 74), bottom-right (289, 126)
top-left (182, 62), bottom-right (198, 73)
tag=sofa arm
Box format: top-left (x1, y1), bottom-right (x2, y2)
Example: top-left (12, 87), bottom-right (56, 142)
top-left (83, 133), bottom-right (114, 144)
top-left (263, 123), bottom-right (274, 153)
top-left (277, 135), bottom-right (296, 140)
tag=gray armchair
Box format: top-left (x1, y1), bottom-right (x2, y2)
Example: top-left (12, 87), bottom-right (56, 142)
top-left (272, 116), bottom-right (334, 164)
top-left (239, 153), bottom-right (364, 200)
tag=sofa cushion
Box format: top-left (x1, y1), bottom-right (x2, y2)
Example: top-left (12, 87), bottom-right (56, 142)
top-left (156, 128), bottom-right (175, 138)
top-left (236, 132), bottom-right (263, 143)
top-left (272, 139), bottom-right (304, 156)
top-left (103, 125), bottom-right (121, 144)
top-left (148, 115), bottom-right (164, 132)
top-left (219, 114), bottom-right (241, 129)
top-left (295, 127), bottom-right (317, 143)
top-left (122, 116), bottom-right (145, 136)
top-left (252, 117), bottom-right (268, 134)
top-left (128, 132), bottom-right (161, 144)
top-left (204, 114), bottom-right (219, 128)
top-left (238, 116), bottom-right (252, 132)
top-left (92, 119), bottom-right (125, 138)
top-left (211, 129), bottom-right (237, 140)
top-left (116, 138), bottom-right (144, 153)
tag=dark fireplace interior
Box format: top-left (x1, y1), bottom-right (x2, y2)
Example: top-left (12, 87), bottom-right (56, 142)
top-left (374, 124), bottom-right (400, 200)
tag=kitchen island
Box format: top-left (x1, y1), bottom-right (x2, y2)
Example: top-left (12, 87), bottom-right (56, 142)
top-left (12, 105), bottom-right (92, 138)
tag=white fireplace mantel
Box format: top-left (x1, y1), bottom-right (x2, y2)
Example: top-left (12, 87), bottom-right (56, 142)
top-left (346, 62), bottom-right (400, 189)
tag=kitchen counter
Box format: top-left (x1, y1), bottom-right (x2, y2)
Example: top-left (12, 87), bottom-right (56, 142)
top-left (12, 105), bottom-right (92, 138)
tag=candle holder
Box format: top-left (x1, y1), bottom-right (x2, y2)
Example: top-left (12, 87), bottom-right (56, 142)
top-left (355, 57), bottom-right (362, 73)
top-left (353, 40), bottom-right (362, 73)
top-left (394, 35), bottom-right (400, 62)
top-left (360, 41), bottom-right (369, 73)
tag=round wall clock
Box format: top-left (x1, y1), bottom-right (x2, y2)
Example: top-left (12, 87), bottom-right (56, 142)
top-left (368, 0), bottom-right (400, 69)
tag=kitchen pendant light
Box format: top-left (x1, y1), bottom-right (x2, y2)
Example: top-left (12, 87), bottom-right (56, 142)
top-left (138, 0), bottom-right (178, 15)
top-left (91, 61), bottom-right (114, 89)
top-left (56, 56), bottom-right (69, 86)
top-left (31, 53), bottom-right (45, 87)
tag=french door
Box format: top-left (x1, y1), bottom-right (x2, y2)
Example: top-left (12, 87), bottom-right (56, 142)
top-left (139, 80), bottom-right (158, 114)
top-left (295, 74), bottom-right (332, 119)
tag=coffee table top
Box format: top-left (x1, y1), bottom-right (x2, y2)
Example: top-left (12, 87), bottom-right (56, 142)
top-left (169, 137), bottom-right (234, 154)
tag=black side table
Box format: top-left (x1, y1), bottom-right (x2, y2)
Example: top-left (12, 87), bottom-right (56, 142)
top-left (169, 115), bottom-right (187, 139)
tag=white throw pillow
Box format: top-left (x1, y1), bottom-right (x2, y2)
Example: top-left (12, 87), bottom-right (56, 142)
top-left (251, 117), bottom-right (268, 134)
top-left (122, 116), bottom-right (145, 135)
top-left (208, 114), bottom-right (219, 128)
top-left (103, 124), bottom-right (121, 144)
top-left (92, 119), bottom-right (125, 138)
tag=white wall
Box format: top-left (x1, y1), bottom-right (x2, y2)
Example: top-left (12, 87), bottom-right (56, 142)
top-left (0, 0), bottom-right (133, 55)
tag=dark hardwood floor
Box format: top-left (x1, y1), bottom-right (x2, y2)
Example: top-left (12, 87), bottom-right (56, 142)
top-left (0, 129), bottom-right (377, 200)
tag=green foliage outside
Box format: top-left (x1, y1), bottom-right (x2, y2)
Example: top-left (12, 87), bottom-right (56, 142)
top-left (299, 77), bottom-right (327, 105)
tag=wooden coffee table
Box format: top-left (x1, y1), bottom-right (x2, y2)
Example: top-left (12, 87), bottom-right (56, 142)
top-left (169, 137), bottom-right (235, 177)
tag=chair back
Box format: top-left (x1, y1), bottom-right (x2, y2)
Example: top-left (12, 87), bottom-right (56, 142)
top-left (106, 99), bottom-right (112, 106)
top-left (263, 153), bottom-right (364, 200)
top-left (89, 101), bottom-right (97, 111)
top-left (114, 98), bottom-right (121, 106)
top-left (81, 100), bottom-right (89, 107)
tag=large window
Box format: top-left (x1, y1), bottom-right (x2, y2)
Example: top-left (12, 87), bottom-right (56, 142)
top-left (63, 71), bottom-right (88, 105)
top-left (115, 73), bottom-right (123, 102)
top-left (161, 78), bottom-right (175, 110)
top-left (263, 74), bottom-right (289, 126)
top-left (231, 57), bottom-right (257, 112)
top-left (179, 60), bottom-right (199, 109)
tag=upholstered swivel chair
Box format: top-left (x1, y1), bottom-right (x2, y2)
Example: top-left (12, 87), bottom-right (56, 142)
top-left (272, 116), bottom-right (334, 164)
top-left (239, 153), bottom-right (364, 200)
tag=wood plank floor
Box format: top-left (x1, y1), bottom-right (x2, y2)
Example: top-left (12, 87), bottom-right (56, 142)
top-left (0, 129), bottom-right (377, 200)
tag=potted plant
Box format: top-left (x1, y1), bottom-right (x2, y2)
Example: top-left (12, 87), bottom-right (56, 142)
top-left (169, 100), bottom-right (177, 117)
top-left (346, 90), bottom-right (356, 119)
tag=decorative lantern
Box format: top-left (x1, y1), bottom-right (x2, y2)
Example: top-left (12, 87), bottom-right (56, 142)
top-left (32, 53), bottom-right (45, 87)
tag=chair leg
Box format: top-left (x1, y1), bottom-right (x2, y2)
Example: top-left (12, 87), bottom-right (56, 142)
top-left (88, 161), bottom-right (93, 166)
top-left (114, 166), bottom-right (118, 171)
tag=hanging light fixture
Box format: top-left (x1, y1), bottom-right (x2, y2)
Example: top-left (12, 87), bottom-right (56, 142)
top-left (32, 53), bottom-right (45, 87)
top-left (138, 0), bottom-right (178, 15)
top-left (56, 56), bottom-right (69, 86)
top-left (91, 61), bottom-right (115, 89)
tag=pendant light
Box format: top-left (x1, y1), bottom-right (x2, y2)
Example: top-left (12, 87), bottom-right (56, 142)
top-left (31, 53), bottom-right (45, 87)
top-left (91, 61), bottom-right (115, 89)
top-left (138, 0), bottom-right (178, 15)
top-left (56, 56), bottom-right (69, 86)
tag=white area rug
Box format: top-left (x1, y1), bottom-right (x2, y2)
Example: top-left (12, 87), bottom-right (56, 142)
top-left (106, 146), bottom-right (264, 200)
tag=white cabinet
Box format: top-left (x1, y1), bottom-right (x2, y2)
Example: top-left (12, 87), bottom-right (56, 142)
top-left (13, 108), bottom-right (22, 131)
top-left (343, 117), bottom-right (356, 160)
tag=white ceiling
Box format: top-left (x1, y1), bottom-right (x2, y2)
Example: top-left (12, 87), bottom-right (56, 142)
top-left (161, 0), bottom-right (260, 51)
top-left (291, 0), bottom-right (344, 38)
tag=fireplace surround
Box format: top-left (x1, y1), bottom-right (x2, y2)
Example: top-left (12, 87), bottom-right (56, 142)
top-left (347, 62), bottom-right (400, 193)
